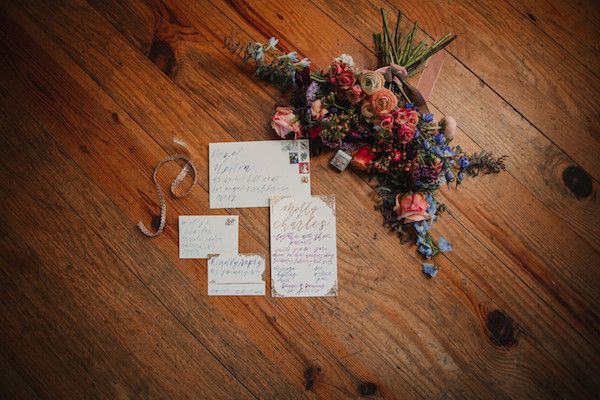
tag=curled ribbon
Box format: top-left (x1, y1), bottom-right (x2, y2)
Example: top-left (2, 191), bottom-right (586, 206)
top-left (138, 139), bottom-right (198, 237)
top-left (375, 63), bottom-right (428, 112)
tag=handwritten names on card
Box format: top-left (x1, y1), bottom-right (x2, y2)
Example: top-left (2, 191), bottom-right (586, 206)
top-left (209, 140), bottom-right (311, 208)
top-left (270, 196), bottom-right (337, 297)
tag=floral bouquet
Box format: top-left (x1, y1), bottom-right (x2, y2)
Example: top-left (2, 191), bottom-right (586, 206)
top-left (226, 10), bottom-right (506, 276)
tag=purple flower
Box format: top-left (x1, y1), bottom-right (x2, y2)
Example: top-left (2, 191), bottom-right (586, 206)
top-left (306, 81), bottom-right (319, 102)
top-left (459, 156), bottom-right (470, 169)
top-left (434, 133), bottom-right (446, 145)
top-left (445, 170), bottom-right (454, 181)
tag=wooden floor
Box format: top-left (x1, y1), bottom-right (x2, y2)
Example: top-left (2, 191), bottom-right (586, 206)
top-left (0, 0), bottom-right (599, 398)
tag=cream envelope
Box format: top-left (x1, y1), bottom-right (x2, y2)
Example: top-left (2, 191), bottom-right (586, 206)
top-left (207, 254), bottom-right (265, 296)
top-left (270, 195), bottom-right (338, 297)
top-left (209, 140), bottom-right (311, 208)
top-left (178, 215), bottom-right (238, 259)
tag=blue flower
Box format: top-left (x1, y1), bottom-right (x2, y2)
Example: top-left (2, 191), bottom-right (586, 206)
top-left (404, 103), bottom-right (414, 108)
top-left (434, 146), bottom-right (455, 157)
top-left (434, 133), bottom-right (446, 145)
top-left (414, 220), bottom-right (430, 236)
top-left (266, 37), bottom-right (279, 50)
top-left (438, 236), bottom-right (453, 253)
top-left (422, 263), bottom-right (438, 278)
top-left (422, 140), bottom-right (431, 150)
top-left (418, 243), bottom-right (434, 259)
top-left (286, 51), bottom-right (299, 62)
top-left (425, 195), bottom-right (438, 218)
top-left (457, 172), bottom-right (465, 182)
top-left (422, 113), bottom-right (434, 123)
top-left (295, 57), bottom-right (311, 68)
top-left (444, 170), bottom-right (454, 181)
top-left (414, 128), bottom-right (421, 138)
top-left (459, 156), bottom-right (470, 169)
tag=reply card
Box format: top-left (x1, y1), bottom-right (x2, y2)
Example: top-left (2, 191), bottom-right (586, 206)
top-left (208, 254), bottom-right (265, 296)
top-left (209, 140), bottom-right (311, 208)
top-left (178, 216), bottom-right (238, 259)
top-left (270, 195), bottom-right (337, 297)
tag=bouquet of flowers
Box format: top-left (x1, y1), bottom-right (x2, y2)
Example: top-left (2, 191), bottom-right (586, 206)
top-left (226, 10), bottom-right (506, 276)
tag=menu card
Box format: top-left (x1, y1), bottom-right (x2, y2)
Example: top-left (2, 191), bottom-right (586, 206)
top-left (270, 195), bottom-right (337, 297)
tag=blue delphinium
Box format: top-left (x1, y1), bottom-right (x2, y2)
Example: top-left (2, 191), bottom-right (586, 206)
top-left (422, 263), bottom-right (438, 278)
top-left (438, 236), bottom-right (453, 253)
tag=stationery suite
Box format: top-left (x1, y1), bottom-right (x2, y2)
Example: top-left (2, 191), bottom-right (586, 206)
top-left (270, 195), bottom-right (338, 297)
top-left (179, 139), bottom-right (337, 298)
top-left (209, 140), bottom-right (311, 208)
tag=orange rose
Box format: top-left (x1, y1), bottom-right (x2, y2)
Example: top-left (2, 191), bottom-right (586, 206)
top-left (370, 89), bottom-right (398, 116)
top-left (393, 193), bottom-right (430, 223)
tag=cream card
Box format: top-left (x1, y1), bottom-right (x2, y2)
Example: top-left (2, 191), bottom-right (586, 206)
top-left (270, 195), bottom-right (337, 297)
top-left (209, 140), bottom-right (311, 208)
top-left (178, 216), bottom-right (238, 259)
top-left (208, 254), bottom-right (265, 296)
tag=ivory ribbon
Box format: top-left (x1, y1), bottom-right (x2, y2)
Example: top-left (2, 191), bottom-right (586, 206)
top-left (138, 140), bottom-right (198, 237)
top-left (375, 63), bottom-right (428, 112)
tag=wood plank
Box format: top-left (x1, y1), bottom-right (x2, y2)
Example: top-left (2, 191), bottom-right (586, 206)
top-left (505, 0), bottom-right (600, 74)
top-left (196, 0), bottom-right (600, 386)
top-left (384, 0), bottom-right (600, 182)
top-left (0, 4), bottom-right (420, 398)
top-left (0, 105), bottom-right (252, 399)
top-left (0, 354), bottom-right (39, 399)
top-left (24, 0), bottom-right (600, 396)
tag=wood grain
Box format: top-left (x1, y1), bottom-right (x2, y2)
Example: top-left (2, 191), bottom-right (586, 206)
top-left (0, 0), bottom-right (598, 398)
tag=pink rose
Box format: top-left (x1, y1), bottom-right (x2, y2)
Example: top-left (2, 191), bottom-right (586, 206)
top-left (271, 106), bottom-right (301, 139)
top-left (346, 84), bottom-right (364, 104)
top-left (397, 124), bottom-right (416, 143)
top-left (327, 61), bottom-right (356, 90)
top-left (393, 193), bottom-right (430, 223)
top-left (370, 89), bottom-right (398, 116)
top-left (310, 99), bottom-right (328, 120)
top-left (406, 110), bottom-right (419, 126)
top-left (378, 114), bottom-right (394, 130)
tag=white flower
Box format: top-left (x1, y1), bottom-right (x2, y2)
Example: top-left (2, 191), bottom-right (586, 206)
top-left (265, 37), bottom-right (279, 51)
top-left (295, 57), bottom-right (311, 68)
top-left (335, 53), bottom-right (355, 68)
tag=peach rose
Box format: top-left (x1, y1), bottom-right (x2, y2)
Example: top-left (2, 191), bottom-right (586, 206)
top-left (393, 193), bottom-right (430, 223)
top-left (370, 89), bottom-right (398, 116)
top-left (393, 108), bottom-right (419, 126)
top-left (310, 99), bottom-right (328, 120)
top-left (361, 101), bottom-right (375, 119)
top-left (378, 114), bottom-right (394, 130)
top-left (358, 71), bottom-right (385, 95)
top-left (271, 106), bottom-right (301, 139)
top-left (406, 110), bottom-right (419, 126)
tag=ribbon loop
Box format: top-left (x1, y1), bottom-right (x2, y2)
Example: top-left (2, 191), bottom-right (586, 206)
top-left (138, 142), bottom-right (198, 237)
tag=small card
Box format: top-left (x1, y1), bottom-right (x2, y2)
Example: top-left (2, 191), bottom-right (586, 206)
top-left (209, 140), bottom-right (311, 208)
top-left (270, 195), bottom-right (337, 297)
top-left (178, 215), bottom-right (238, 259)
top-left (208, 254), bottom-right (266, 296)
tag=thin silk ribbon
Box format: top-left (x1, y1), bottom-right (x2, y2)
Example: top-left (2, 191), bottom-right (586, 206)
top-left (138, 142), bottom-right (198, 238)
top-left (375, 63), bottom-right (428, 112)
